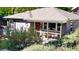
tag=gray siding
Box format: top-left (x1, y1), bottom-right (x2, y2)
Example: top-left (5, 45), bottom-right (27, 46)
top-left (72, 7), bottom-right (79, 31)
top-left (65, 20), bottom-right (79, 34)
top-left (66, 21), bottom-right (71, 34)
top-left (73, 20), bottom-right (79, 30)
top-left (62, 23), bottom-right (67, 35)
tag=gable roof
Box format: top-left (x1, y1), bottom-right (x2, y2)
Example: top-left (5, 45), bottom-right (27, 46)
top-left (3, 7), bottom-right (79, 23)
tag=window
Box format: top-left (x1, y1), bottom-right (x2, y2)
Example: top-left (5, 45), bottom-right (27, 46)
top-left (44, 23), bottom-right (47, 30)
top-left (48, 23), bottom-right (56, 30)
top-left (57, 23), bottom-right (61, 31)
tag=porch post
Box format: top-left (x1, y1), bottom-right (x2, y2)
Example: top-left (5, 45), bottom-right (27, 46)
top-left (60, 23), bottom-right (62, 38)
top-left (42, 22), bottom-right (44, 30)
top-left (55, 23), bottom-right (57, 32)
top-left (47, 22), bottom-right (48, 39)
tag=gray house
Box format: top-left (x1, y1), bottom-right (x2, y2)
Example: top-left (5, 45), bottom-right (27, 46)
top-left (3, 7), bottom-right (79, 39)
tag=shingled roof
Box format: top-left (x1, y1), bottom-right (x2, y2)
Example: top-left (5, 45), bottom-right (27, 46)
top-left (3, 7), bottom-right (79, 23)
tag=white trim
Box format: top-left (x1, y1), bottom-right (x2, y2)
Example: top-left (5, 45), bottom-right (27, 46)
top-left (47, 22), bottom-right (48, 39)
top-left (60, 23), bottom-right (62, 38)
top-left (55, 23), bottom-right (57, 32)
top-left (42, 22), bottom-right (44, 30)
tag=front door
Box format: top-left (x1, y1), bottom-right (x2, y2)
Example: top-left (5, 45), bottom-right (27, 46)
top-left (35, 22), bottom-right (41, 31)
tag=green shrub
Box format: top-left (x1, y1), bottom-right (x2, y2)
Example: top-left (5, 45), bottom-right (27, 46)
top-left (0, 39), bottom-right (17, 50)
top-left (61, 45), bottom-right (79, 51)
top-left (22, 44), bottom-right (79, 51)
top-left (8, 29), bottom-right (28, 42)
top-left (27, 28), bottom-right (40, 43)
top-left (7, 27), bottom-right (40, 43)
top-left (23, 44), bottom-right (55, 51)
top-left (5, 27), bottom-right (40, 50)
top-left (50, 39), bottom-right (63, 47)
top-left (62, 28), bottom-right (79, 48)
top-left (62, 47), bottom-right (75, 51)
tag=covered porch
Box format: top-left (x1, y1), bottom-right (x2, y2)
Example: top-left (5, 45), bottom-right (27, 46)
top-left (32, 22), bottom-right (64, 39)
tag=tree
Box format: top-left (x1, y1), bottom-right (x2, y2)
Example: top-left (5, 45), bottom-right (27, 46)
top-left (0, 7), bottom-right (40, 16)
top-left (57, 7), bottom-right (72, 12)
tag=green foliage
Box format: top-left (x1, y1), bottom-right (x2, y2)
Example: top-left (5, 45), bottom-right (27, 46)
top-left (50, 39), bottom-right (63, 47)
top-left (23, 44), bottom-right (79, 51)
top-left (0, 39), bottom-right (17, 50)
top-left (62, 28), bottom-right (79, 48)
top-left (23, 44), bottom-right (55, 51)
top-left (57, 7), bottom-right (72, 12)
top-left (5, 27), bottom-right (40, 50)
top-left (6, 25), bottom-right (28, 42)
top-left (61, 45), bottom-right (79, 51)
top-left (64, 28), bottom-right (79, 43)
top-left (9, 29), bottom-right (28, 41)
top-left (27, 27), bottom-right (40, 43)
top-left (0, 7), bottom-right (40, 16)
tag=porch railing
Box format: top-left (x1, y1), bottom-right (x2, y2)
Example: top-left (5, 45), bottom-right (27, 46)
top-left (37, 30), bottom-right (61, 39)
